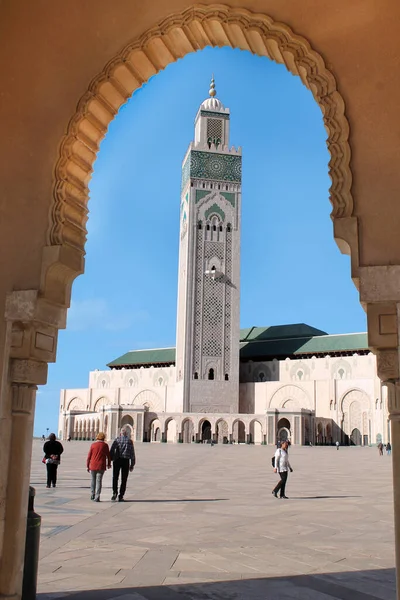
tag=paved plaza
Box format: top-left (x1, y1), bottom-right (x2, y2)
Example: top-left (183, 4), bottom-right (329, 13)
top-left (32, 441), bottom-right (395, 600)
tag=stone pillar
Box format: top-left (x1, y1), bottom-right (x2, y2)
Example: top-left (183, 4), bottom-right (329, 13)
top-left (0, 360), bottom-right (47, 600)
top-left (387, 381), bottom-right (400, 599)
top-left (0, 290), bottom-right (65, 600)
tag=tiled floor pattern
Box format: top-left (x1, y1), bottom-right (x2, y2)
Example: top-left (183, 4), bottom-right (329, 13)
top-left (31, 441), bottom-right (395, 599)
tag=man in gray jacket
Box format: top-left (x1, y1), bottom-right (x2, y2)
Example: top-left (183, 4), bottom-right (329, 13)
top-left (110, 426), bottom-right (136, 502)
top-left (272, 440), bottom-right (293, 499)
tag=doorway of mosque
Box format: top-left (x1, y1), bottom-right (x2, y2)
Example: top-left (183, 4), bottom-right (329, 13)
top-left (201, 420), bottom-right (212, 442)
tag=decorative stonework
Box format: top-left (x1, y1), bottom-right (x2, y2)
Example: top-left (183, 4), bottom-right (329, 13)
top-left (190, 151), bottom-right (242, 183)
top-left (46, 3), bottom-right (356, 309)
top-left (269, 384), bottom-right (312, 410)
top-left (11, 384), bottom-right (37, 416)
top-left (132, 389), bottom-right (163, 412)
top-left (205, 203), bottom-right (225, 222)
top-left (10, 358), bottom-right (48, 386)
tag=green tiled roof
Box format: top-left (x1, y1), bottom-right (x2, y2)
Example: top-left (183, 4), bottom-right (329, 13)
top-left (108, 325), bottom-right (369, 368)
top-left (239, 324), bottom-right (327, 342)
top-left (108, 348), bottom-right (176, 368)
top-left (239, 332), bottom-right (368, 361)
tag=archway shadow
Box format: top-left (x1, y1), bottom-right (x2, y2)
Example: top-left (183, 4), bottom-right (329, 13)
top-left (37, 568), bottom-right (396, 600)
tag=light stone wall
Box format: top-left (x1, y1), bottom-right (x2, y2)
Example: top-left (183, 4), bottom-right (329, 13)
top-left (60, 350), bottom-right (388, 445)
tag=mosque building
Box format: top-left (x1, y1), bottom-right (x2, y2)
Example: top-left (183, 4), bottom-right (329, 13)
top-left (58, 79), bottom-right (388, 447)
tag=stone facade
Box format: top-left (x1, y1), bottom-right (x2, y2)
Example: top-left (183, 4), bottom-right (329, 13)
top-left (59, 348), bottom-right (388, 447)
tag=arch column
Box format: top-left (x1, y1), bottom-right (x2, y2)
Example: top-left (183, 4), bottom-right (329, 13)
top-left (361, 268), bottom-right (400, 598)
top-left (0, 291), bottom-right (62, 599)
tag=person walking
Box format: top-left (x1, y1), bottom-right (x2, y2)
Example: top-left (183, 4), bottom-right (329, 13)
top-left (378, 441), bottom-right (384, 456)
top-left (336, 440), bottom-right (340, 450)
top-left (386, 442), bottom-right (392, 456)
top-left (86, 432), bottom-right (111, 502)
top-left (43, 433), bottom-right (64, 488)
top-left (272, 440), bottom-right (293, 499)
top-left (110, 427), bottom-right (136, 502)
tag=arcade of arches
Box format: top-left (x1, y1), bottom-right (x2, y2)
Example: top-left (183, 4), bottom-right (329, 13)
top-left (1, 2), bottom-right (400, 599)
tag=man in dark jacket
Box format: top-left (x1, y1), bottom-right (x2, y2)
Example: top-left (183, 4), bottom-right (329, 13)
top-left (110, 427), bottom-right (135, 502)
top-left (43, 433), bottom-right (64, 488)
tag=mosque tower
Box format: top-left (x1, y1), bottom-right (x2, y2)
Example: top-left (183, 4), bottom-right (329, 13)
top-left (175, 77), bottom-right (242, 413)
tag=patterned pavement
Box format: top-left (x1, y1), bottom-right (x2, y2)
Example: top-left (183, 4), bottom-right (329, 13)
top-left (31, 440), bottom-right (396, 599)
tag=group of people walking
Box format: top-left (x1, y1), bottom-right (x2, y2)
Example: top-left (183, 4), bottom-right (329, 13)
top-left (378, 441), bottom-right (391, 456)
top-left (42, 426), bottom-right (135, 501)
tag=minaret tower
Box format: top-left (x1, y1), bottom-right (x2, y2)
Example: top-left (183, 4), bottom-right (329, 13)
top-left (175, 77), bottom-right (242, 413)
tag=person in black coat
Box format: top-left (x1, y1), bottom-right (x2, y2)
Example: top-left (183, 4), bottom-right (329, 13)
top-left (43, 433), bottom-right (64, 488)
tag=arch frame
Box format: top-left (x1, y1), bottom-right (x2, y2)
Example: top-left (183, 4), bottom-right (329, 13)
top-left (42, 3), bottom-right (357, 306)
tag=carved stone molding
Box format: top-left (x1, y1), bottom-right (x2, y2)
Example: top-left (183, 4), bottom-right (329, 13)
top-left (377, 350), bottom-right (400, 382)
top-left (11, 383), bottom-right (37, 416)
top-left (5, 290), bottom-right (66, 363)
top-left (386, 382), bottom-right (400, 421)
top-left (44, 3), bottom-right (356, 307)
top-left (10, 358), bottom-right (48, 386)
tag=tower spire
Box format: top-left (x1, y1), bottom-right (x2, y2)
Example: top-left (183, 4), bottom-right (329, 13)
top-left (209, 75), bottom-right (216, 98)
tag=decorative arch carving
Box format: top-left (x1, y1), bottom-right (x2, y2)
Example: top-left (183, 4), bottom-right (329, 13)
top-left (93, 396), bottom-right (110, 411)
top-left (269, 385), bottom-right (311, 410)
top-left (290, 360), bottom-right (310, 381)
top-left (67, 397), bottom-right (85, 411)
top-left (43, 4), bottom-right (356, 305)
top-left (331, 358), bottom-right (352, 380)
top-left (341, 389), bottom-right (371, 414)
top-left (132, 389), bottom-right (163, 412)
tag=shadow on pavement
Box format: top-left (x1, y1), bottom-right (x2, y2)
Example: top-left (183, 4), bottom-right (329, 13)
top-left (37, 567), bottom-right (396, 600)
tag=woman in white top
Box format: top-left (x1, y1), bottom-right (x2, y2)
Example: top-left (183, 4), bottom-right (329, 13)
top-left (272, 440), bottom-right (293, 499)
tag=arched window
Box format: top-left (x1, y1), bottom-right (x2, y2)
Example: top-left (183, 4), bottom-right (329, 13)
top-left (227, 224), bottom-right (231, 232)
top-left (338, 368), bottom-right (345, 379)
top-left (297, 370), bottom-right (303, 380)
top-left (194, 372), bottom-right (198, 380)
top-left (224, 374), bottom-right (229, 381)
top-left (259, 372), bottom-right (265, 382)
top-left (129, 378), bottom-right (133, 387)
top-left (158, 377), bottom-right (163, 386)
top-left (208, 368), bottom-right (214, 381)
top-left (219, 225), bottom-right (223, 232)
top-left (213, 224), bottom-right (216, 231)
top-left (206, 224), bottom-right (210, 231)
top-left (198, 222), bottom-right (202, 230)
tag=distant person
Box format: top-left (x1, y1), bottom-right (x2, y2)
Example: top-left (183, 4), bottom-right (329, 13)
top-left (386, 442), bottom-right (392, 456)
top-left (43, 433), bottom-right (64, 488)
top-left (86, 432), bottom-right (111, 502)
top-left (378, 442), bottom-right (384, 456)
top-left (67, 435), bottom-right (71, 442)
top-left (110, 427), bottom-right (135, 502)
top-left (336, 441), bottom-right (340, 450)
top-left (41, 434), bottom-right (45, 441)
top-left (272, 440), bottom-right (293, 499)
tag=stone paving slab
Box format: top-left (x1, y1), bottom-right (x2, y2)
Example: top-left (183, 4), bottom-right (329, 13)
top-left (31, 441), bottom-right (396, 599)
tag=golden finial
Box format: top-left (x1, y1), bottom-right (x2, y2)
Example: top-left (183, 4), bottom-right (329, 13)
top-left (209, 75), bottom-right (216, 97)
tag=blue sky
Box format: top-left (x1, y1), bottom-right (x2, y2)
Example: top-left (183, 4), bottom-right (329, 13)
top-left (34, 47), bottom-right (366, 436)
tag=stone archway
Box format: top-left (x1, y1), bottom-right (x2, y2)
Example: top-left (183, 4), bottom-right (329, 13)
top-left (232, 419), bottom-right (246, 443)
top-left (181, 418), bottom-right (194, 444)
top-left (42, 4), bottom-right (356, 309)
top-left (5, 6), bottom-right (400, 600)
top-left (216, 419), bottom-right (229, 444)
